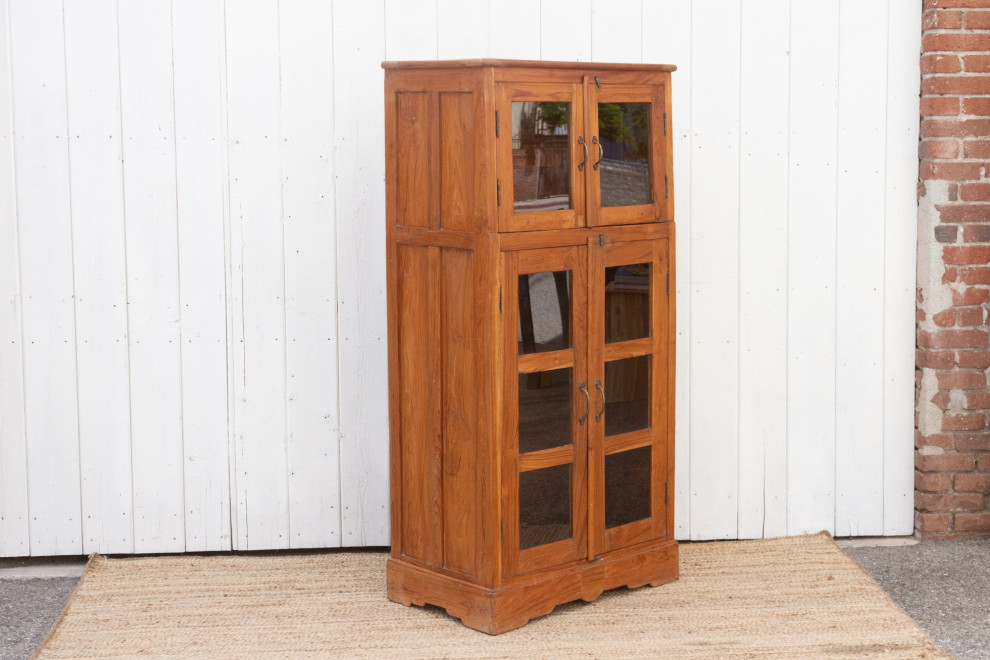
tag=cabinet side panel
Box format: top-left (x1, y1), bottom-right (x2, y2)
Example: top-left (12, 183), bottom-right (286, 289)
top-left (439, 92), bottom-right (475, 232)
top-left (441, 247), bottom-right (478, 577)
top-left (396, 92), bottom-right (432, 228)
top-left (397, 245), bottom-right (442, 565)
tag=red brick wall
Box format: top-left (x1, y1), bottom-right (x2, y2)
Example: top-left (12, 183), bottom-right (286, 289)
top-left (916, 0), bottom-right (990, 538)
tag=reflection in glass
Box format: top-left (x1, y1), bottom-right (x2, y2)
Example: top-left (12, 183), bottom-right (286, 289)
top-left (605, 446), bottom-right (652, 528)
top-left (519, 464), bottom-right (572, 550)
top-left (598, 102), bottom-right (651, 207)
top-left (512, 101), bottom-right (571, 212)
top-left (518, 368), bottom-right (572, 454)
top-left (605, 262), bottom-right (651, 343)
top-left (604, 355), bottom-right (650, 436)
top-left (518, 271), bottom-right (571, 354)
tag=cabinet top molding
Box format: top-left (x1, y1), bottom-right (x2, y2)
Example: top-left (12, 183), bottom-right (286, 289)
top-left (381, 58), bottom-right (677, 72)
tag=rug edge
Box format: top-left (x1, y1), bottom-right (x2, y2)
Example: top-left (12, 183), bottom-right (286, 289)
top-left (30, 553), bottom-right (104, 660)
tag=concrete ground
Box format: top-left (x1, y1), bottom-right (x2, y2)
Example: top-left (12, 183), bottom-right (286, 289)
top-left (1, 540), bottom-right (987, 660)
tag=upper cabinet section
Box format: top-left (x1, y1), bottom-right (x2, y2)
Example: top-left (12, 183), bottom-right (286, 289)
top-left (383, 60), bottom-right (675, 235)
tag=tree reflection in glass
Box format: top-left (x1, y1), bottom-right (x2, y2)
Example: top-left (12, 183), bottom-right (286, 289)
top-left (512, 101), bottom-right (571, 212)
top-left (598, 102), bottom-right (651, 207)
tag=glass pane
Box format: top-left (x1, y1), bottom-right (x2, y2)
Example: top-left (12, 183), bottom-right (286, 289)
top-left (519, 464), bottom-right (572, 550)
top-left (605, 446), bottom-right (651, 528)
top-left (518, 368), bottom-right (572, 454)
top-left (598, 102), bottom-right (651, 207)
top-left (518, 271), bottom-right (571, 354)
top-left (605, 262), bottom-right (651, 343)
top-left (604, 355), bottom-right (650, 436)
top-left (512, 101), bottom-right (571, 212)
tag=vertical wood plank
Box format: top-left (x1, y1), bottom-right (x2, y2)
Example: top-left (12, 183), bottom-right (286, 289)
top-left (835, 0), bottom-right (888, 537)
top-left (225, 0), bottom-right (289, 551)
top-left (883, 0), bottom-right (922, 536)
top-left (437, 0), bottom-right (490, 59)
top-left (642, 0), bottom-right (692, 540)
top-left (591, 0), bottom-right (642, 63)
top-left (787, 0), bottom-right (839, 535)
top-left (118, 0), bottom-right (185, 553)
top-left (9, 0), bottom-right (82, 556)
top-left (687, 0), bottom-right (741, 541)
top-left (384, 0), bottom-right (437, 61)
top-left (540, 0), bottom-right (592, 62)
top-left (280, 0), bottom-right (341, 549)
top-left (737, 0), bottom-right (789, 540)
top-left (172, 0), bottom-right (231, 552)
top-left (0, 0), bottom-right (30, 557)
top-left (63, 0), bottom-right (133, 554)
top-left (333, 0), bottom-right (390, 546)
top-left (489, 0), bottom-right (540, 60)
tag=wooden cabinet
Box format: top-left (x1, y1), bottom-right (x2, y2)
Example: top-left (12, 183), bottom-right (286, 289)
top-left (383, 59), bottom-right (677, 634)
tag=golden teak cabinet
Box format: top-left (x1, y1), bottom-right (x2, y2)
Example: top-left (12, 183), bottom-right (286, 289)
top-left (383, 59), bottom-right (677, 634)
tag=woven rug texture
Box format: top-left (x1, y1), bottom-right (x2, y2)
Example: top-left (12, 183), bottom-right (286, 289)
top-left (33, 532), bottom-right (948, 659)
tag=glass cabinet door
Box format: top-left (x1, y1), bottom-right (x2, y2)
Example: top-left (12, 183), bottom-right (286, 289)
top-left (502, 246), bottom-right (588, 576)
top-left (496, 83), bottom-right (586, 233)
top-left (587, 84), bottom-right (670, 226)
top-left (589, 237), bottom-right (670, 556)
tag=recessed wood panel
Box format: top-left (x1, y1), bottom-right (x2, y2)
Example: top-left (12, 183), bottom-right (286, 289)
top-left (440, 92), bottom-right (475, 231)
top-left (396, 92), bottom-right (432, 228)
top-left (398, 245), bottom-right (442, 565)
top-left (441, 247), bottom-right (477, 576)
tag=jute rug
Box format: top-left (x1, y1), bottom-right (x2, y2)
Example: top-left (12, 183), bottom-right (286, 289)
top-left (34, 532), bottom-right (948, 659)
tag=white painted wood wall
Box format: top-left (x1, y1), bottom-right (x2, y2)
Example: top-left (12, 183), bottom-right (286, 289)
top-left (0, 0), bottom-right (921, 556)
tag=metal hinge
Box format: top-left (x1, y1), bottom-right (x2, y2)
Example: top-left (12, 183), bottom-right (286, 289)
top-left (598, 233), bottom-right (605, 247)
top-left (664, 175), bottom-right (669, 199)
top-left (497, 179), bottom-right (501, 206)
top-left (594, 75), bottom-right (602, 88)
top-left (663, 112), bottom-right (667, 136)
top-left (666, 272), bottom-right (669, 295)
top-left (495, 110), bottom-right (500, 137)
top-left (499, 287), bottom-right (502, 313)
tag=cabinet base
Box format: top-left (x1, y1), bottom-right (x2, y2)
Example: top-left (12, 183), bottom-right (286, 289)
top-left (386, 538), bottom-right (678, 634)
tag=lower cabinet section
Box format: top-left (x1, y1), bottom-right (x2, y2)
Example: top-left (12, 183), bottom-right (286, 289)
top-left (387, 538), bottom-right (679, 635)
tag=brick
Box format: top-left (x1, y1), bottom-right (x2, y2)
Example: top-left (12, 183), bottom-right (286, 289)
top-left (965, 9), bottom-right (990, 28)
top-left (921, 139), bottom-right (961, 159)
top-left (920, 162), bottom-right (982, 180)
top-left (958, 266), bottom-right (990, 284)
top-left (923, 53), bottom-right (963, 74)
top-left (918, 348), bottom-right (957, 369)
top-left (919, 432), bottom-right (954, 449)
top-left (924, 8), bottom-right (965, 28)
top-left (942, 412), bottom-right (987, 430)
top-left (923, 32), bottom-right (990, 52)
top-left (933, 309), bottom-right (957, 327)
top-left (962, 98), bottom-right (990, 116)
top-left (916, 491), bottom-right (985, 511)
top-left (960, 183), bottom-right (990, 202)
top-left (955, 472), bottom-right (990, 492)
top-left (935, 224), bottom-right (959, 243)
top-left (952, 287), bottom-right (990, 305)
top-left (922, 117), bottom-right (990, 139)
top-left (956, 432), bottom-right (990, 449)
top-left (956, 305), bottom-right (986, 324)
top-left (938, 205), bottom-right (990, 224)
top-left (921, 328), bottom-right (988, 348)
top-left (965, 390), bottom-right (990, 408)
top-left (950, 183), bottom-right (960, 202)
top-left (979, 452), bottom-right (990, 470)
top-left (914, 512), bottom-right (952, 534)
top-left (922, 76), bottom-right (990, 95)
top-left (944, 266), bottom-right (959, 283)
top-left (922, 96), bottom-right (961, 117)
top-left (916, 450), bottom-right (978, 472)
top-left (925, 0), bottom-right (990, 7)
top-left (963, 54), bottom-right (990, 73)
top-left (917, 471), bottom-right (954, 491)
top-left (937, 370), bottom-right (987, 389)
top-left (961, 224), bottom-right (990, 242)
top-left (943, 244), bottom-right (990, 263)
top-left (933, 390), bottom-right (953, 409)
top-left (956, 512), bottom-right (990, 532)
